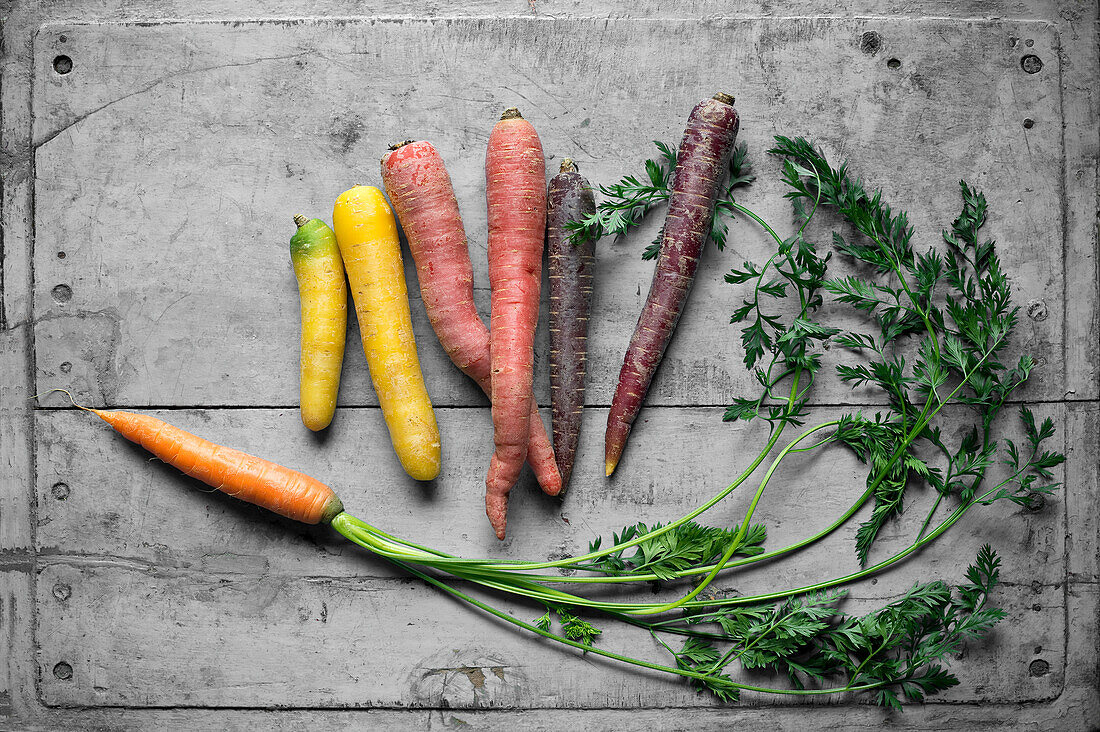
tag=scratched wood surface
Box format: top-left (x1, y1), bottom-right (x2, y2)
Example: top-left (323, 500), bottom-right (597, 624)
top-left (33, 405), bottom-right (1068, 707)
top-left (31, 18), bottom-right (1063, 409)
top-left (3, 2), bottom-right (1097, 730)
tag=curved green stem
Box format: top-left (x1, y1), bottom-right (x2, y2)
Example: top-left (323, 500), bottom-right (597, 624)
top-left (381, 553), bottom-right (894, 700)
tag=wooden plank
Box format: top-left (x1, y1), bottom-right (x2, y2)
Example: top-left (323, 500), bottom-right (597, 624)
top-left (33, 406), bottom-right (1067, 586)
top-left (32, 402), bottom-right (1070, 709)
top-left (35, 561), bottom-right (1063, 708)
top-left (31, 17), bottom-right (1064, 408)
top-left (2, 1), bottom-right (1094, 730)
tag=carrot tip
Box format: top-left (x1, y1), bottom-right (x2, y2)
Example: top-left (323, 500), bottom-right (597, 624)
top-left (712, 92), bottom-right (736, 106)
top-left (293, 214), bottom-right (309, 228)
top-left (500, 107), bottom-right (523, 121)
top-left (605, 459), bottom-right (617, 477)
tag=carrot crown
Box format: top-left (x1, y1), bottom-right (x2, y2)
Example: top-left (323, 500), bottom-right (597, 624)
top-left (560, 158), bottom-right (577, 173)
top-left (713, 92), bottom-right (736, 106)
top-left (500, 107), bottom-right (523, 120)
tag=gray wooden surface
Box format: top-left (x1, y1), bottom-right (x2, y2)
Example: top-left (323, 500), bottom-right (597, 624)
top-left (2, 1), bottom-right (1097, 730)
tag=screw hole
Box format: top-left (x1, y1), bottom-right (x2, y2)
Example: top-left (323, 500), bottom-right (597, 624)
top-left (1021, 55), bottom-right (1043, 74)
top-left (59, 361), bottom-right (72, 374)
top-left (51, 482), bottom-right (70, 500)
top-left (52, 583), bottom-right (72, 601)
top-left (51, 284), bottom-right (72, 304)
top-left (1028, 659), bottom-right (1050, 677)
top-left (1023, 118), bottom-right (1035, 129)
top-left (57, 251), bottom-right (66, 259)
top-left (53, 662), bottom-right (73, 680)
top-left (860, 31), bottom-right (882, 55)
top-left (53, 55), bottom-right (73, 75)
top-left (59, 34), bottom-right (67, 43)
top-left (887, 58), bottom-right (901, 69)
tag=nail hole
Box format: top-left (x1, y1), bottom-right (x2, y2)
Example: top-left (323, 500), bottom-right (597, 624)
top-left (52, 583), bottom-right (71, 601)
top-left (887, 58), bottom-right (901, 69)
top-left (1023, 118), bottom-right (1035, 129)
top-left (57, 251), bottom-right (66, 259)
top-left (53, 55), bottom-right (73, 75)
top-left (51, 284), bottom-right (72, 304)
top-left (59, 34), bottom-right (67, 43)
top-left (1021, 55), bottom-right (1043, 74)
top-left (53, 662), bottom-right (73, 680)
top-left (51, 482), bottom-right (70, 500)
top-left (1026, 493), bottom-right (1045, 512)
top-left (1032, 603), bottom-right (1042, 612)
top-left (1025, 39), bottom-right (1034, 48)
top-left (1028, 659), bottom-right (1050, 677)
top-left (1034, 645), bottom-right (1043, 654)
top-left (59, 361), bottom-right (72, 373)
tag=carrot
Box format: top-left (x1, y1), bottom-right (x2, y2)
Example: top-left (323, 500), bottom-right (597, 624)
top-left (380, 140), bottom-right (562, 498)
top-left (333, 185), bottom-right (441, 481)
top-left (87, 405), bottom-right (343, 524)
top-left (546, 159), bottom-right (597, 490)
top-left (290, 215), bottom-right (347, 432)
top-left (605, 93), bottom-right (740, 476)
top-left (484, 108), bottom-right (547, 539)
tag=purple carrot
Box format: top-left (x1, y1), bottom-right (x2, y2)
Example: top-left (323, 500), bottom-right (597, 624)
top-left (605, 93), bottom-right (740, 476)
top-left (547, 158), bottom-right (597, 490)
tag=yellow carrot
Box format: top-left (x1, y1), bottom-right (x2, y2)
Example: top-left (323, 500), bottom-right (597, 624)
top-left (291, 215), bottom-right (347, 431)
top-left (332, 185), bottom-right (441, 480)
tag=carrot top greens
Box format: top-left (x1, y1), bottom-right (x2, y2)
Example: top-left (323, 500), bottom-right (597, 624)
top-left (326, 135), bottom-right (1063, 709)
top-left (565, 140), bottom-right (755, 257)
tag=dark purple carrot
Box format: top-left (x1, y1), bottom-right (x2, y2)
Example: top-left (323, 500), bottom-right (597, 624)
top-left (547, 158), bottom-right (597, 490)
top-left (605, 93), bottom-right (740, 476)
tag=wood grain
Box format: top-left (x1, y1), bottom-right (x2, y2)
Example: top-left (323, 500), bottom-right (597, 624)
top-left (36, 562), bottom-right (1064, 708)
top-left (1, 3), bottom-right (1093, 728)
top-left (30, 18), bottom-right (1064, 408)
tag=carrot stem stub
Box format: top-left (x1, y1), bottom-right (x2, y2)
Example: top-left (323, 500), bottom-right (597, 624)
top-left (547, 158), bottom-right (597, 490)
top-left (92, 408), bottom-right (344, 524)
top-left (485, 107), bottom-right (548, 539)
top-left (605, 93), bottom-right (740, 476)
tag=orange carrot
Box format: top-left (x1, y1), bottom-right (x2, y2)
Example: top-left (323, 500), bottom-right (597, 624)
top-left (484, 108), bottom-right (547, 539)
top-left (89, 406), bottom-right (344, 524)
top-left (380, 140), bottom-right (562, 499)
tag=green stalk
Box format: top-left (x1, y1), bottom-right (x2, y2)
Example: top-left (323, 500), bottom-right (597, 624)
top-left (374, 549), bottom-right (895, 700)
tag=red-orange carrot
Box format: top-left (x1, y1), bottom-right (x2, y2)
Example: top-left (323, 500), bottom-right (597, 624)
top-left (484, 107), bottom-right (547, 539)
top-left (605, 93), bottom-right (740, 476)
top-left (90, 407), bottom-right (343, 524)
top-left (380, 140), bottom-right (562, 499)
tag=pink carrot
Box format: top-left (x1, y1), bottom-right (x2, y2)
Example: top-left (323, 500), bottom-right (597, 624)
top-left (484, 108), bottom-right (547, 538)
top-left (605, 93), bottom-right (740, 476)
top-left (380, 140), bottom-right (562, 508)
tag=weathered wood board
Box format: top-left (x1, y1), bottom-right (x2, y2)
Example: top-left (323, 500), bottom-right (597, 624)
top-left (2, 6), bottom-right (1091, 728)
top-left (33, 404), bottom-right (1069, 707)
top-left (36, 564), bottom-right (1063, 708)
top-left (34, 407), bottom-right (1066, 584)
top-left (31, 17), bottom-right (1064, 409)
